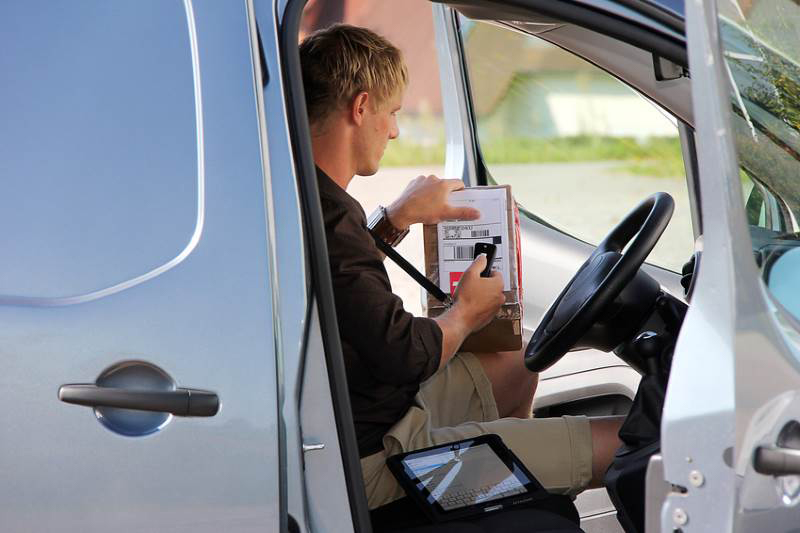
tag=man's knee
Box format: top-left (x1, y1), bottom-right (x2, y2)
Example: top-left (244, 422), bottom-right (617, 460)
top-left (473, 350), bottom-right (539, 413)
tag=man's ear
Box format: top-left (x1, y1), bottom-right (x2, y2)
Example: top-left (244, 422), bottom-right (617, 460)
top-left (350, 91), bottom-right (370, 126)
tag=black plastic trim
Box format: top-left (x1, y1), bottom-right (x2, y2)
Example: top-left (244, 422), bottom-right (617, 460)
top-left (435, 0), bottom-right (687, 67)
top-left (679, 120), bottom-right (702, 235)
top-left (753, 445), bottom-right (800, 476)
top-left (533, 393), bottom-right (633, 418)
top-left (58, 384), bottom-right (219, 416)
top-left (279, 2), bottom-right (372, 532)
top-left (450, 12), bottom-right (488, 186)
top-left (611, 0), bottom-right (684, 34)
top-left (255, 25), bottom-right (269, 87)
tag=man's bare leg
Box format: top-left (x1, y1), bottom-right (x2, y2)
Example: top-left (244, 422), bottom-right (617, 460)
top-left (588, 416), bottom-right (625, 487)
top-left (475, 353), bottom-right (626, 484)
top-left (473, 349), bottom-right (539, 419)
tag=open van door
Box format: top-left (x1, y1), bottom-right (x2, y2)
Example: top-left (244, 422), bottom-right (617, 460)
top-left (661, 0), bottom-right (800, 531)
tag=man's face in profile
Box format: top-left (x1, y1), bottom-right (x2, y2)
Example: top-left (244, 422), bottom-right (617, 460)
top-left (355, 89), bottom-right (403, 176)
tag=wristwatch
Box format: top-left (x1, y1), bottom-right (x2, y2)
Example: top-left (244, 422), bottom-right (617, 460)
top-left (367, 205), bottom-right (409, 247)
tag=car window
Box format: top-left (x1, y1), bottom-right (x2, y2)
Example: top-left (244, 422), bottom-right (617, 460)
top-left (0, 1), bottom-right (199, 301)
top-left (459, 17), bottom-right (695, 273)
top-left (720, 0), bottom-right (800, 320)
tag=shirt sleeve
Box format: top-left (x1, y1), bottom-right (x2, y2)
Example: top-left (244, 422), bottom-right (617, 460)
top-left (323, 198), bottom-right (443, 386)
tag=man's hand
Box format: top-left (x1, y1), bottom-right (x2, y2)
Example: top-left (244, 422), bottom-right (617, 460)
top-left (434, 255), bottom-right (505, 369)
top-left (452, 254), bottom-right (505, 331)
top-left (385, 175), bottom-right (480, 230)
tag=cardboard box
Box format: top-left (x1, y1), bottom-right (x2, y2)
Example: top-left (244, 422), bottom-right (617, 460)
top-left (423, 185), bottom-right (522, 352)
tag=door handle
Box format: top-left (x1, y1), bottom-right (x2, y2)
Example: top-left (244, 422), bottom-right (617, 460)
top-left (753, 445), bottom-right (800, 476)
top-left (58, 384), bottom-right (219, 417)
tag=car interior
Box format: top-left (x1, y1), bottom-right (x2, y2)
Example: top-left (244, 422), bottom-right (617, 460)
top-left (282, 1), bottom-right (699, 532)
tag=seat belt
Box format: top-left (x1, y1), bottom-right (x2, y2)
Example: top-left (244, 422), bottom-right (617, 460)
top-left (369, 231), bottom-right (453, 307)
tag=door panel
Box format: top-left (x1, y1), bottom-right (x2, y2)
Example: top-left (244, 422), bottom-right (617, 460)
top-left (0, 2), bottom-right (279, 530)
top-left (300, 303), bottom-right (356, 533)
top-left (712, 1), bottom-right (800, 530)
top-left (662, 0), bottom-right (800, 531)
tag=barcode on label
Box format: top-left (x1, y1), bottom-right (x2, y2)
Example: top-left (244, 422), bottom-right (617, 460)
top-left (453, 245), bottom-right (474, 260)
top-left (470, 229), bottom-right (490, 237)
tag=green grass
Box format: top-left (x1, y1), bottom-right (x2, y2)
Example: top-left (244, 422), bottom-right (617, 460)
top-left (380, 135), bottom-right (685, 178)
top-left (380, 141), bottom-right (445, 167)
top-left (617, 158), bottom-right (686, 178)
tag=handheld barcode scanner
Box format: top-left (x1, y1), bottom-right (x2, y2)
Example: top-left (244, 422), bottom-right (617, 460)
top-left (369, 235), bottom-right (497, 307)
top-left (473, 242), bottom-right (497, 277)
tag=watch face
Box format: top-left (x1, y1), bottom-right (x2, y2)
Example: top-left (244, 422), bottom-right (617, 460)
top-left (367, 206), bottom-right (385, 228)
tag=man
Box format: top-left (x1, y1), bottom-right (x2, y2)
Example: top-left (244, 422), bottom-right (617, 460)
top-left (299, 23), bottom-right (624, 510)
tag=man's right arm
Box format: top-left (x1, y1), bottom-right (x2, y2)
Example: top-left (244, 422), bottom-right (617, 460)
top-left (382, 174), bottom-right (504, 369)
top-left (433, 254), bottom-right (505, 370)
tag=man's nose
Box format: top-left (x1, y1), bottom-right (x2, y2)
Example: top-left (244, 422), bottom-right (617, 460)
top-left (389, 121), bottom-right (399, 140)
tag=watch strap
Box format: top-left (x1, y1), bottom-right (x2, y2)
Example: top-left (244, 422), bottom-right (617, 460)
top-left (367, 205), bottom-right (409, 247)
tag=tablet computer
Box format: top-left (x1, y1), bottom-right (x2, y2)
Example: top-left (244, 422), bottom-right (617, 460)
top-left (386, 434), bottom-right (549, 523)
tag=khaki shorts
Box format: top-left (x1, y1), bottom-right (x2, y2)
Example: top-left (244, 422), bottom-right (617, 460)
top-left (360, 352), bottom-right (593, 509)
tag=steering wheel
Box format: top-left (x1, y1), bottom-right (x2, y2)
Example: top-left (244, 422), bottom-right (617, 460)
top-left (525, 193), bottom-right (674, 372)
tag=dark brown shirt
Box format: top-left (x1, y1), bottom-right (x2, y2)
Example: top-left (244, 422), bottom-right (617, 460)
top-left (317, 168), bottom-right (443, 457)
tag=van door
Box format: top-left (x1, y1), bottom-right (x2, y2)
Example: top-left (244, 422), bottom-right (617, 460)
top-left (662, 0), bottom-right (800, 531)
top-left (0, 2), bottom-right (280, 531)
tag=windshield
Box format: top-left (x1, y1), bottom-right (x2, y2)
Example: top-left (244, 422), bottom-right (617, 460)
top-left (720, 0), bottom-right (800, 319)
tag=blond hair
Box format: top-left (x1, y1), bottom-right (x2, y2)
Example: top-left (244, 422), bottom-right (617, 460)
top-left (299, 24), bottom-right (408, 125)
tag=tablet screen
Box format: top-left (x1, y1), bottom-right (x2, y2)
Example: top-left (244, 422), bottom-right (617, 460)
top-left (403, 442), bottom-right (528, 511)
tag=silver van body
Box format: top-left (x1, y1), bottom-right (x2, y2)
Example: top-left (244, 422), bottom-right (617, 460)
top-left (2, 0), bottom-right (799, 532)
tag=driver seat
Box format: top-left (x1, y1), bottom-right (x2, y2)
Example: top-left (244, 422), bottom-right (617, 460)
top-left (370, 494), bottom-right (584, 533)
